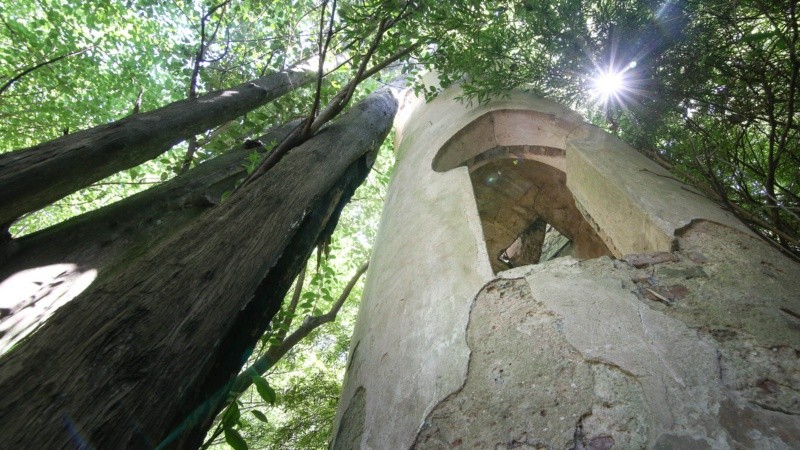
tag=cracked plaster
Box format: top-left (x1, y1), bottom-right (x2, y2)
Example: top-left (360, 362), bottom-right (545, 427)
top-left (331, 81), bottom-right (800, 449)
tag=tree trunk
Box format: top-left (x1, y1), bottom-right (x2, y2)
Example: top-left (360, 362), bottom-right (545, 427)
top-left (0, 122), bottom-right (297, 352)
top-left (0, 85), bottom-right (399, 449)
top-left (0, 64), bottom-right (316, 229)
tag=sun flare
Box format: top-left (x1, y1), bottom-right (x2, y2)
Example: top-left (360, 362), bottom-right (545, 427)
top-left (592, 70), bottom-right (625, 103)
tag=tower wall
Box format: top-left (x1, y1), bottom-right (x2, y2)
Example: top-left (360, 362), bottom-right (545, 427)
top-left (331, 86), bottom-right (800, 449)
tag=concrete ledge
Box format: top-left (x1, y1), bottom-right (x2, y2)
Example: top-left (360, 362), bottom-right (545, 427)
top-left (566, 125), bottom-right (753, 254)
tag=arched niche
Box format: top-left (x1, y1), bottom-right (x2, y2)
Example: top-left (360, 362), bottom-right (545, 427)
top-left (434, 110), bottom-right (612, 273)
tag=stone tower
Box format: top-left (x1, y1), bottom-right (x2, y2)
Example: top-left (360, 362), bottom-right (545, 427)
top-left (330, 85), bottom-right (800, 449)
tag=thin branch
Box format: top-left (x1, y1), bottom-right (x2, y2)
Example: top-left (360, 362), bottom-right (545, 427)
top-left (273, 266), bottom-right (306, 345)
top-left (90, 181), bottom-right (160, 187)
top-left (308, 18), bottom-right (389, 135)
top-left (199, 262), bottom-right (368, 449)
top-left (0, 47), bottom-right (91, 96)
top-left (239, 19), bottom-right (405, 187)
top-left (188, 0), bottom-right (232, 99)
top-left (179, 138), bottom-right (199, 174)
top-left (305, 0), bottom-right (338, 136)
top-left (645, 146), bottom-right (800, 248)
top-left (194, 121), bottom-right (234, 147)
top-left (182, 0), bottom-right (231, 174)
top-left (131, 87), bottom-right (144, 115)
top-left (231, 261), bottom-right (369, 396)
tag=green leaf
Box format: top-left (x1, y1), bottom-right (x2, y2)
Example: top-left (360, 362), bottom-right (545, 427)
top-left (224, 427), bottom-right (249, 450)
top-left (252, 375), bottom-right (277, 404)
top-left (221, 402), bottom-right (240, 428)
top-left (251, 410), bottom-right (269, 422)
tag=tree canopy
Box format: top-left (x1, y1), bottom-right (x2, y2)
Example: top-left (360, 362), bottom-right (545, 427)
top-left (0, 0), bottom-right (797, 448)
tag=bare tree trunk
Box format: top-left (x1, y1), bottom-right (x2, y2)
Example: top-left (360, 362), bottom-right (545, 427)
top-left (0, 63), bottom-right (316, 229)
top-left (0, 122), bottom-right (297, 352)
top-left (0, 85), bottom-right (399, 449)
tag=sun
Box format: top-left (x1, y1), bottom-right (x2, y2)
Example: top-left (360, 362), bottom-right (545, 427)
top-left (590, 61), bottom-right (637, 105)
top-left (592, 69), bottom-right (626, 104)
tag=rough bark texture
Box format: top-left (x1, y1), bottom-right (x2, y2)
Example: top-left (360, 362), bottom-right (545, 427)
top-left (0, 122), bottom-right (297, 352)
top-left (0, 86), bottom-right (398, 449)
top-left (0, 65), bottom-right (315, 228)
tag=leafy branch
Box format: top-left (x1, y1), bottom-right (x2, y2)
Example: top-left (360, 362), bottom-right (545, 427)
top-left (240, 12), bottom-right (417, 188)
top-left (200, 261), bottom-right (369, 450)
top-left (181, 0), bottom-right (233, 174)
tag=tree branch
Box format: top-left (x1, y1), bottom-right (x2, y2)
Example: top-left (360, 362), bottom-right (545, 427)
top-left (273, 265), bottom-right (307, 345)
top-left (240, 19), bottom-right (413, 187)
top-left (182, 0), bottom-right (232, 174)
top-left (199, 261), bottom-right (368, 449)
top-left (231, 261), bottom-right (368, 395)
top-left (305, 0), bottom-right (338, 136)
top-left (0, 47), bottom-right (91, 97)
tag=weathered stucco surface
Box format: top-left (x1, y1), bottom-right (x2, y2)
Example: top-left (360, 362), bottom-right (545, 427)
top-left (414, 221), bottom-right (800, 449)
top-left (331, 84), bottom-right (800, 449)
top-left (331, 85), bottom-right (497, 449)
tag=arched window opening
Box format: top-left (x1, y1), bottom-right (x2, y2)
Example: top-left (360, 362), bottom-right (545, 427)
top-left (469, 155), bottom-right (612, 274)
top-left (430, 107), bottom-right (632, 274)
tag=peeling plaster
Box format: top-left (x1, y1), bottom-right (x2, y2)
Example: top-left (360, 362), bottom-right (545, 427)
top-left (332, 84), bottom-right (800, 449)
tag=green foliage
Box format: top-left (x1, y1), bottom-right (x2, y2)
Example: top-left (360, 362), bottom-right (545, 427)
top-left (251, 410), bottom-right (269, 423)
top-left (222, 401), bottom-right (241, 428)
top-left (242, 150), bottom-right (262, 175)
top-left (5, 0), bottom-right (798, 448)
top-left (252, 375), bottom-right (278, 405)
top-left (596, 0), bottom-right (800, 254)
top-left (400, 0), bottom-right (799, 254)
top-left (224, 427), bottom-right (249, 450)
top-left (0, 1), bottom-right (193, 151)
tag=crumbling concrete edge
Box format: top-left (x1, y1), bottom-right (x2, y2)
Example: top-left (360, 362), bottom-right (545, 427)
top-left (410, 278), bottom-right (488, 447)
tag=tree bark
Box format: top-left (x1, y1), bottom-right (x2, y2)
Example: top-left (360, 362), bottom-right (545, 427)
top-left (0, 122), bottom-right (297, 352)
top-left (0, 85), bottom-right (399, 449)
top-left (0, 63), bottom-right (316, 229)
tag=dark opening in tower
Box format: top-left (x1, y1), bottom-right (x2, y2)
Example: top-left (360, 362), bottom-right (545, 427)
top-left (468, 153), bottom-right (612, 274)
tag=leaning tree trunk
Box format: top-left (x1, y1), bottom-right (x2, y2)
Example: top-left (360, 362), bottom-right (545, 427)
top-left (0, 85), bottom-right (399, 449)
top-left (0, 122), bottom-right (297, 352)
top-left (0, 63), bottom-right (316, 229)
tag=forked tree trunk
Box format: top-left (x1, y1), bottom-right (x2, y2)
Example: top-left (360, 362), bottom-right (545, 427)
top-left (0, 122), bottom-right (297, 352)
top-left (0, 64), bottom-right (316, 228)
top-left (0, 85), bottom-right (399, 449)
